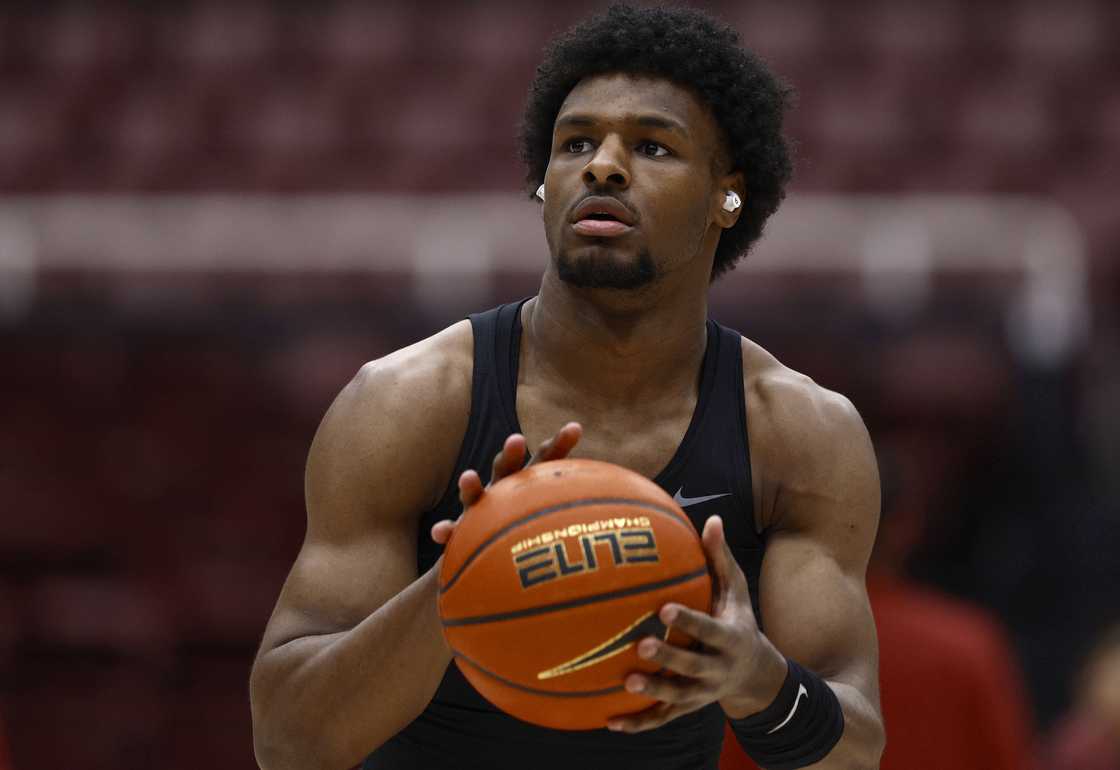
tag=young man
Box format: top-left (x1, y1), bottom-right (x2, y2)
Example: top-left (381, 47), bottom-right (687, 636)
top-left (250, 6), bottom-right (884, 769)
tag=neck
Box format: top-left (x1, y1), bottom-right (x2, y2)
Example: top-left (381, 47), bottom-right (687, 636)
top-left (523, 269), bottom-right (709, 404)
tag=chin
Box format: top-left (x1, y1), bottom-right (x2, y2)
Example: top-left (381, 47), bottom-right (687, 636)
top-left (554, 247), bottom-right (656, 290)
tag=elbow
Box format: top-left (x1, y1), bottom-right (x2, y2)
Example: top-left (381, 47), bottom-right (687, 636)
top-left (252, 717), bottom-right (381, 770)
top-left (252, 728), bottom-right (291, 770)
top-left (251, 676), bottom-right (385, 770)
top-left (833, 710), bottom-right (886, 770)
top-left (875, 718), bottom-right (887, 764)
top-left (862, 715), bottom-right (887, 770)
top-left (250, 693), bottom-right (311, 770)
top-left (252, 708), bottom-right (349, 770)
top-left (252, 718), bottom-right (292, 770)
top-left (251, 663), bottom-right (343, 770)
top-left (251, 662), bottom-right (290, 770)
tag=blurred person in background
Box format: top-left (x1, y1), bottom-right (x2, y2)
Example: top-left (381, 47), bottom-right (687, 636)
top-left (719, 435), bottom-right (1036, 770)
top-left (866, 436), bottom-right (1036, 770)
top-left (1045, 625), bottom-right (1120, 770)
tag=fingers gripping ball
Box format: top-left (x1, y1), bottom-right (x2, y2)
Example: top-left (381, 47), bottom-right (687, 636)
top-left (438, 459), bottom-right (712, 730)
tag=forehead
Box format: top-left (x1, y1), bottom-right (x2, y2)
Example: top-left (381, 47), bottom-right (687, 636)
top-left (555, 72), bottom-right (718, 143)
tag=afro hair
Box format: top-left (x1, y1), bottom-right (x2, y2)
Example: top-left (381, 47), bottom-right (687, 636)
top-left (519, 3), bottom-right (794, 280)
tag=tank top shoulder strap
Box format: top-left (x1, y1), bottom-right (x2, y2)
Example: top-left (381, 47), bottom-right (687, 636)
top-left (427, 300), bottom-right (525, 506)
top-left (669, 320), bottom-right (763, 618)
top-left (711, 320), bottom-right (753, 514)
top-left (487, 300), bottom-right (526, 440)
top-left (449, 298), bottom-right (526, 489)
top-left (416, 301), bottom-right (527, 574)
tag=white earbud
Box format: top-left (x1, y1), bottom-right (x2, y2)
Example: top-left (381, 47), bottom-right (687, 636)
top-left (535, 184), bottom-right (545, 202)
top-left (722, 191), bottom-right (741, 212)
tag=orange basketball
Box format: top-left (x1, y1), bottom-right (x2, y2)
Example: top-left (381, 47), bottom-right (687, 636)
top-left (438, 458), bottom-right (712, 730)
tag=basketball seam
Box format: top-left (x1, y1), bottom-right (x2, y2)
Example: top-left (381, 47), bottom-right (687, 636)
top-left (452, 650), bottom-right (626, 698)
top-left (441, 566), bottom-right (709, 626)
top-left (439, 496), bottom-right (690, 595)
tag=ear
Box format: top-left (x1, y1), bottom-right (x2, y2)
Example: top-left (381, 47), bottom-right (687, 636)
top-left (712, 170), bottom-right (745, 230)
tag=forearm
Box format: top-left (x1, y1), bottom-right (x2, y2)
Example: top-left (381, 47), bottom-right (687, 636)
top-left (251, 566), bottom-right (451, 770)
top-left (806, 680), bottom-right (884, 770)
top-left (725, 640), bottom-right (884, 770)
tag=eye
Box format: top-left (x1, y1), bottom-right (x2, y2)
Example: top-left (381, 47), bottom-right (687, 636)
top-left (565, 139), bottom-right (592, 154)
top-left (638, 141), bottom-right (670, 157)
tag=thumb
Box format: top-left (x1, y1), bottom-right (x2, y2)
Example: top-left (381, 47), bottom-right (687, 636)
top-left (701, 515), bottom-right (748, 606)
top-left (430, 517), bottom-right (458, 545)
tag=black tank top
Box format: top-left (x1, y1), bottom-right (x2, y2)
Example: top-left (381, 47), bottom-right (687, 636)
top-left (364, 300), bottom-right (765, 770)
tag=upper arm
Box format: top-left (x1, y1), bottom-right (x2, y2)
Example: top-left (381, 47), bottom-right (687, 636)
top-left (256, 322), bottom-right (473, 656)
top-left (751, 377), bottom-right (881, 700)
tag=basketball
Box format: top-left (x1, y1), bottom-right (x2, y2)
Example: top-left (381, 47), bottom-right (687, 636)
top-left (438, 458), bottom-right (713, 730)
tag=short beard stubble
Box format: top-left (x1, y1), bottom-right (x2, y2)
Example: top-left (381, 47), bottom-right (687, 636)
top-left (555, 246), bottom-right (656, 290)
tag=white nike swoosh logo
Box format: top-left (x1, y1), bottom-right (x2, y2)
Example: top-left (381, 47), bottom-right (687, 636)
top-left (767, 683), bottom-right (808, 734)
top-left (673, 488), bottom-right (732, 508)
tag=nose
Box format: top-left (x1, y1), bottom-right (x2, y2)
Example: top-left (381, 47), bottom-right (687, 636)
top-left (582, 135), bottom-right (630, 190)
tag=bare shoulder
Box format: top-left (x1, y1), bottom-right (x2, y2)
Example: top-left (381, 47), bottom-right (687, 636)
top-left (740, 336), bottom-right (878, 540)
top-left (335, 319), bottom-right (474, 437)
top-left (305, 320), bottom-right (475, 537)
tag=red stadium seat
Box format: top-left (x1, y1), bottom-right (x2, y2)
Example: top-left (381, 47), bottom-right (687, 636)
top-left (1004, 0), bottom-right (1108, 73)
top-left (429, 3), bottom-right (551, 67)
top-left (0, 469), bottom-right (115, 564)
top-left (948, 78), bottom-right (1061, 190)
top-left (155, 2), bottom-right (279, 81)
top-left (860, 2), bottom-right (967, 68)
top-left (1088, 89), bottom-right (1120, 155)
top-left (0, 83), bottom-right (70, 191)
top-left (92, 79), bottom-right (210, 189)
top-left (173, 556), bottom-right (289, 648)
top-left (820, 0), bottom-right (969, 79)
top-left (25, 575), bottom-right (178, 657)
top-left (163, 658), bottom-right (257, 770)
top-left (222, 78), bottom-right (350, 189)
top-left (6, 663), bottom-right (169, 770)
top-left (314, 0), bottom-right (415, 72)
top-left (23, 6), bottom-right (143, 83)
top-left (264, 330), bottom-right (387, 421)
top-left (727, 0), bottom-right (827, 82)
top-left (794, 71), bottom-right (923, 191)
top-left (0, 582), bottom-right (20, 675)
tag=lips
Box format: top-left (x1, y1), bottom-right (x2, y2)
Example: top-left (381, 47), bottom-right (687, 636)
top-left (570, 196), bottom-right (635, 238)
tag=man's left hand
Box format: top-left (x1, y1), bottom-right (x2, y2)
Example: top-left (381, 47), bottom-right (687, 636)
top-left (607, 515), bottom-right (788, 732)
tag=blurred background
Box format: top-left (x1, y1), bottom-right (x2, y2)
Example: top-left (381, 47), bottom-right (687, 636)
top-left (0, 1), bottom-right (1117, 768)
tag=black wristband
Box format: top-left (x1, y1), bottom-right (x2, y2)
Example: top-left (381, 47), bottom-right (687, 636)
top-left (727, 659), bottom-right (844, 770)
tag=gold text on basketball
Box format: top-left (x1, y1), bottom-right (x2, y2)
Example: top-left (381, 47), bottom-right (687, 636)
top-left (512, 526), bottom-right (659, 589)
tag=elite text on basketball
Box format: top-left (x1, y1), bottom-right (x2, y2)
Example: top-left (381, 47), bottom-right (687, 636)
top-left (512, 526), bottom-right (660, 589)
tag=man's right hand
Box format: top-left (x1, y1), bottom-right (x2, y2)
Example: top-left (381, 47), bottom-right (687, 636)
top-left (430, 421), bottom-right (583, 546)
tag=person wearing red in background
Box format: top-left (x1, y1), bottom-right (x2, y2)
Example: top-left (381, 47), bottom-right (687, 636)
top-left (720, 434), bottom-right (1035, 770)
top-left (1045, 624), bottom-right (1120, 770)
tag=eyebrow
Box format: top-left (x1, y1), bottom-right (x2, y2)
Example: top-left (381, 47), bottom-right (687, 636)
top-left (554, 113), bottom-right (689, 138)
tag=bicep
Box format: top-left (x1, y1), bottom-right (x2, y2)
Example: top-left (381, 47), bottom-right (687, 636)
top-left (257, 350), bottom-right (466, 655)
top-left (758, 530), bottom-right (878, 694)
top-left (260, 522), bottom-right (419, 654)
top-left (756, 394), bottom-right (881, 696)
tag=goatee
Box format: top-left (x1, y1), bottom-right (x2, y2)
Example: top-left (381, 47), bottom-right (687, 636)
top-left (555, 249), bottom-right (656, 290)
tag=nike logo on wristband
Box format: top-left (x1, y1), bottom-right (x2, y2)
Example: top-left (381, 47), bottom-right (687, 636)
top-left (767, 684), bottom-right (808, 734)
